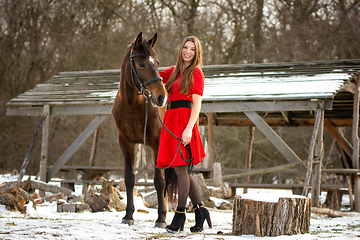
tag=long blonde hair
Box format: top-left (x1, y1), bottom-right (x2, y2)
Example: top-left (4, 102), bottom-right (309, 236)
top-left (165, 36), bottom-right (203, 95)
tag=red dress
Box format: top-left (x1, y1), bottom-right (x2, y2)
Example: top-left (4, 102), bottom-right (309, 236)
top-left (156, 66), bottom-right (206, 168)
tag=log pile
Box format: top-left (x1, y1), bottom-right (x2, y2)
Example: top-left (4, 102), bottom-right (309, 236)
top-left (84, 177), bottom-right (126, 212)
top-left (232, 195), bottom-right (310, 237)
top-left (0, 178), bottom-right (79, 213)
top-left (0, 181), bottom-right (32, 214)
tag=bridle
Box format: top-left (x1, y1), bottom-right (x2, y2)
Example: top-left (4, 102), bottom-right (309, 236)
top-left (129, 48), bottom-right (162, 99)
top-left (129, 48), bottom-right (194, 173)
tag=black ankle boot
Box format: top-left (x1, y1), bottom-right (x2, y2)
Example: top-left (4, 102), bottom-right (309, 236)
top-left (190, 204), bottom-right (212, 232)
top-left (166, 207), bottom-right (186, 233)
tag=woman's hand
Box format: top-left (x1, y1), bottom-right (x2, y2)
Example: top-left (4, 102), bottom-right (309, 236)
top-left (182, 127), bottom-right (193, 146)
top-left (182, 94), bottom-right (202, 146)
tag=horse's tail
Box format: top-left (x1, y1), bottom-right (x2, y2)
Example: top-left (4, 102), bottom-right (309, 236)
top-left (164, 168), bottom-right (177, 203)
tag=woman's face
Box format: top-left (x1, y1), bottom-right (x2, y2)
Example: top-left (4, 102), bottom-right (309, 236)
top-left (182, 41), bottom-right (195, 65)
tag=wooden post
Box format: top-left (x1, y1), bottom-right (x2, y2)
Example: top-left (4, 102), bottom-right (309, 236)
top-left (197, 126), bottom-right (209, 169)
top-left (302, 108), bottom-right (322, 196)
top-left (244, 127), bottom-right (255, 194)
top-left (83, 126), bottom-right (101, 195)
top-left (89, 126), bottom-right (101, 167)
top-left (352, 71), bottom-right (360, 212)
top-left (207, 113), bottom-right (214, 177)
top-left (18, 113), bottom-right (47, 183)
top-left (213, 162), bottom-right (223, 187)
top-left (338, 127), bottom-right (354, 210)
top-left (40, 105), bottom-right (50, 196)
top-left (311, 107), bottom-right (324, 207)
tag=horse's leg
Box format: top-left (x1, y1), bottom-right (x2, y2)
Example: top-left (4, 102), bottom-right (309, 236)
top-left (118, 137), bottom-right (135, 225)
top-left (152, 147), bottom-right (167, 228)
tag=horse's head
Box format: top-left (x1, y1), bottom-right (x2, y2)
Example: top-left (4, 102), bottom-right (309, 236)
top-left (128, 32), bottom-right (167, 108)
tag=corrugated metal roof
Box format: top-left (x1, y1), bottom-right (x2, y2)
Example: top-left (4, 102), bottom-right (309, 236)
top-left (203, 72), bottom-right (350, 101)
top-left (6, 59), bottom-right (360, 107)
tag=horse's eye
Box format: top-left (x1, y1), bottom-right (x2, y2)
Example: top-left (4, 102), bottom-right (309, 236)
top-left (138, 63), bottom-right (145, 68)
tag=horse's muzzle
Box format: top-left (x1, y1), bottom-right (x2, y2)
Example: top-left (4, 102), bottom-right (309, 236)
top-left (151, 94), bottom-right (167, 108)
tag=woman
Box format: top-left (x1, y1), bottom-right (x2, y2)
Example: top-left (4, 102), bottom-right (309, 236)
top-left (156, 36), bottom-right (211, 233)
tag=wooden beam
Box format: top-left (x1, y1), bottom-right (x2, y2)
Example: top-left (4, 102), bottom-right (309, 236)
top-left (6, 106), bottom-right (43, 116)
top-left (201, 100), bottom-right (331, 113)
top-left (244, 111), bottom-right (307, 175)
top-left (324, 119), bottom-right (353, 157)
top-left (39, 105), bottom-right (50, 197)
top-left (6, 105), bottom-right (113, 116)
top-left (198, 118), bottom-right (354, 127)
top-left (281, 111), bottom-right (291, 123)
top-left (341, 82), bottom-right (357, 94)
top-left (51, 105), bottom-right (112, 115)
top-left (47, 114), bottom-right (108, 181)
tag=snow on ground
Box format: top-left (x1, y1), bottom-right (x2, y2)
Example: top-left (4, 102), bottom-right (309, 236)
top-left (1, 173), bottom-right (360, 240)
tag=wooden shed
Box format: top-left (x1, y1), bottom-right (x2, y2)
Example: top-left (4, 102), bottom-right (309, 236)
top-left (6, 59), bottom-right (360, 210)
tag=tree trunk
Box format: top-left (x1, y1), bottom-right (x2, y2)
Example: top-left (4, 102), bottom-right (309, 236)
top-left (232, 196), bottom-right (310, 237)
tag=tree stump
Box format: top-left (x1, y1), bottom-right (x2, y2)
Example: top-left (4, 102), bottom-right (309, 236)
top-left (323, 189), bottom-right (343, 210)
top-left (232, 195), bottom-right (310, 237)
top-left (193, 173), bottom-right (215, 208)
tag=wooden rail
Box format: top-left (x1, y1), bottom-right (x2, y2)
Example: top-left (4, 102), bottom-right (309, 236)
top-left (55, 166), bottom-right (357, 196)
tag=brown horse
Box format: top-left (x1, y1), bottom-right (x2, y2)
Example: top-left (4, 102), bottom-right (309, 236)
top-left (112, 32), bottom-right (169, 227)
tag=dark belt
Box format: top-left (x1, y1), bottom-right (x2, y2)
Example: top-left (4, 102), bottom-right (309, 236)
top-left (168, 100), bottom-right (192, 110)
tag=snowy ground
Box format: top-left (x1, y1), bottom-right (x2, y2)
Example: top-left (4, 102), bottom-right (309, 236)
top-left (1, 173), bottom-right (360, 240)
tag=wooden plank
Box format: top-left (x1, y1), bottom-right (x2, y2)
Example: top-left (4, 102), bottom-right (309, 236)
top-left (205, 162), bottom-right (305, 183)
top-left (302, 108), bottom-right (322, 196)
top-left (47, 114), bottom-right (108, 181)
top-left (201, 100), bottom-right (330, 113)
top-left (227, 183), bottom-right (347, 190)
top-left (244, 111), bottom-right (307, 174)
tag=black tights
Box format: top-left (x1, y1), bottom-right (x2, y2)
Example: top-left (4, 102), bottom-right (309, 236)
top-left (174, 165), bottom-right (202, 209)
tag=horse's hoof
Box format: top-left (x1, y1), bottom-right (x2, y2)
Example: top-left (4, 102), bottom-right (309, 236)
top-left (122, 219), bottom-right (134, 226)
top-left (154, 221), bottom-right (167, 228)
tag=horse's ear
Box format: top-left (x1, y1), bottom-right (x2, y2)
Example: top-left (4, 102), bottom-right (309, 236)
top-left (148, 33), bottom-right (158, 48)
top-left (133, 32), bottom-right (143, 50)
